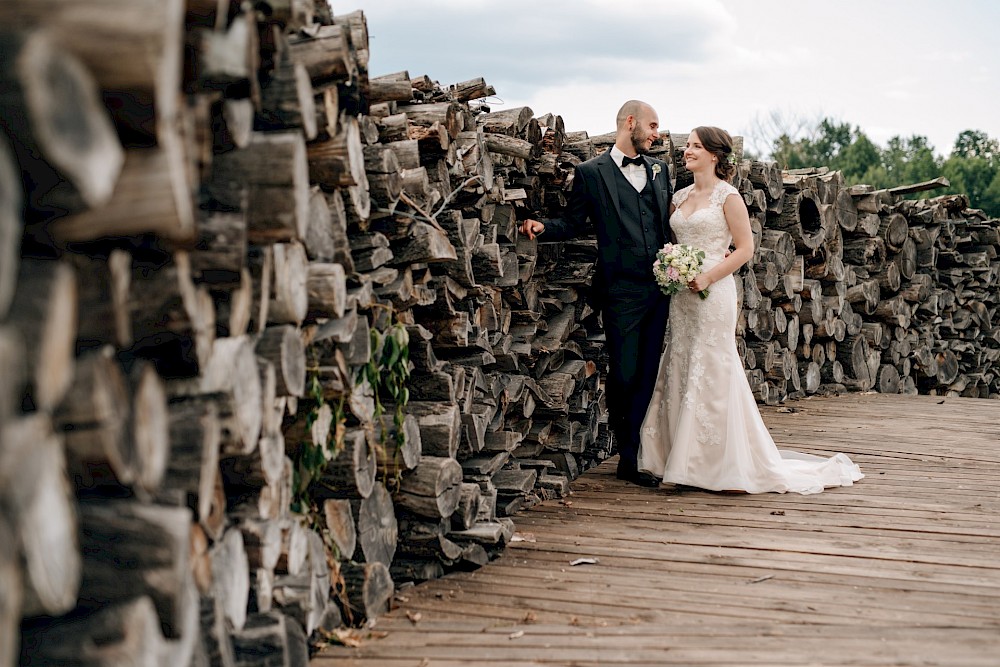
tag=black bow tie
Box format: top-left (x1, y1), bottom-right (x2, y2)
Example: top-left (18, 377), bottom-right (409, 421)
top-left (621, 155), bottom-right (645, 168)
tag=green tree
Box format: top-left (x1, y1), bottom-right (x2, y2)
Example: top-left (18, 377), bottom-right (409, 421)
top-left (879, 135), bottom-right (941, 184)
top-left (952, 130), bottom-right (999, 164)
top-left (757, 113), bottom-right (1000, 217)
top-left (942, 155), bottom-right (996, 211)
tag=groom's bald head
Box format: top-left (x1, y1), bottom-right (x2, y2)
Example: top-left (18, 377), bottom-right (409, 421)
top-left (616, 100), bottom-right (655, 130)
top-left (615, 100), bottom-right (659, 156)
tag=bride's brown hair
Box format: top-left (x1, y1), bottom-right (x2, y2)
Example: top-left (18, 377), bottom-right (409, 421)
top-left (692, 126), bottom-right (736, 181)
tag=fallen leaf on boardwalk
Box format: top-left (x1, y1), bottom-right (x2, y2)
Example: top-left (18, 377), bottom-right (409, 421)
top-left (569, 616), bottom-right (581, 626)
top-left (748, 574), bottom-right (775, 584)
top-left (776, 406), bottom-right (799, 413)
top-left (327, 628), bottom-right (366, 647)
top-left (559, 500), bottom-right (573, 506)
top-left (522, 611), bottom-right (538, 623)
top-left (405, 611), bottom-right (422, 624)
top-left (395, 594), bottom-right (410, 603)
top-left (368, 631), bottom-right (389, 640)
top-left (770, 510), bottom-right (785, 516)
top-left (509, 630), bottom-right (525, 639)
top-left (570, 557), bottom-right (599, 566)
top-left (511, 532), bottom-right (536, 543)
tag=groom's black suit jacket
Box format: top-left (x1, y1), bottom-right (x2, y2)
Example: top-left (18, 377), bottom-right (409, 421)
top-left (539, 148), bottom-right (673, 306)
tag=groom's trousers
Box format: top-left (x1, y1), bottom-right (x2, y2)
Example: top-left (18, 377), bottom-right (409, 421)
top-left (602, 279), bottom-right (670, 475)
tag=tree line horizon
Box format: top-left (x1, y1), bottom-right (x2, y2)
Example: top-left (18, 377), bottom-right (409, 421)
top-left (742, 113), bottom-right (1000, 217)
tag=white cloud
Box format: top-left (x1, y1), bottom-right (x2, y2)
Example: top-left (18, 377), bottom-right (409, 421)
top-left (354, 0), bottom-right (1000, 157)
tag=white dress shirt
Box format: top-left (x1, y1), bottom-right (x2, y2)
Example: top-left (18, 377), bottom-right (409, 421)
top-left (609, 145), bottom-right (648, 192)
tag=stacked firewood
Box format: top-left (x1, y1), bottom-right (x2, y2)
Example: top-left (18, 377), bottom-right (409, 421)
top-left (2, 2), bottom-right (1000, 666)
top-left (0, 3), bottom-right (612, 665)
top-left (718, 163), bottom-right (999, 404)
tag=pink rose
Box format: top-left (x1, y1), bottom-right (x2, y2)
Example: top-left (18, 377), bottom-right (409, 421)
top-left (666, 266), bottom-right (680, 282)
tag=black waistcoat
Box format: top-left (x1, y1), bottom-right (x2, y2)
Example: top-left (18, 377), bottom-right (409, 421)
top-left (611, 166), bottom-right (664, 276)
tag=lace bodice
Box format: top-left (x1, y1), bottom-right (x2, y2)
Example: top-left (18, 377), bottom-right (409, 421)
top-left (671, 180), bottom-right (740, 262)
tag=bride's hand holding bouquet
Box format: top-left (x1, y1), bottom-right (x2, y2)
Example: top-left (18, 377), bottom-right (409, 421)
top-left (652, 243), bottom-right (709, 299)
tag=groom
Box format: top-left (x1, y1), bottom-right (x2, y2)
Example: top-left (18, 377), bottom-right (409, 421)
top-left (520, 100), bottom-right (672, 487)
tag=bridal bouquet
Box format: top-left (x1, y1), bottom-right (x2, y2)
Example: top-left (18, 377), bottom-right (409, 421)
top-left (653, 243), bottom-right (709, 299)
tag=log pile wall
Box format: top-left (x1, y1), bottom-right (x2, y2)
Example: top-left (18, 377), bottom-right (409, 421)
top-left (1, 2), bottom-right (998, 666)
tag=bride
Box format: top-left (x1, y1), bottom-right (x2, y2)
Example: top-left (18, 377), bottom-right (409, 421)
top-left (637, 126), bottom-right (863, 494)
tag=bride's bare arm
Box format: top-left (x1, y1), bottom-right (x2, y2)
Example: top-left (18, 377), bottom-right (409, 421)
top-left (688, 194), bottom-right (753, 291)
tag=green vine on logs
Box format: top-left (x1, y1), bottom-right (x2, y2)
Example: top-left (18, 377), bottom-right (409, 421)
top-left (290, 354), bottom-right (347, 515)
top-left (289, 322), bottom-right (411, 514)
top-left (360, 322), bottom-right (411, 454)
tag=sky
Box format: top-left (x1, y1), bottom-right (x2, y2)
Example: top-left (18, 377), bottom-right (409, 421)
top-left (354, 0), bottom-right (1000, 158)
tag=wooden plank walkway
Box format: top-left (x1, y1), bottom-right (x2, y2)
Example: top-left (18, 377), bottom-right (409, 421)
top-left (312, 394), bottom-right (1000, 666)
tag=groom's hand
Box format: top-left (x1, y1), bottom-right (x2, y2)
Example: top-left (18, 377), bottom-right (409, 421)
top-left (520, 218), bottom-right (545, 240)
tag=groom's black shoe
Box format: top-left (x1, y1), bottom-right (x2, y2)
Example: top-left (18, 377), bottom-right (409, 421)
top-left (616, 465), bottom-right (661, 488)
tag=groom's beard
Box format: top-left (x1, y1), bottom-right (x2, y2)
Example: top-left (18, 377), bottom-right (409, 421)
top-left (631, 127), bottom-right (650, 155)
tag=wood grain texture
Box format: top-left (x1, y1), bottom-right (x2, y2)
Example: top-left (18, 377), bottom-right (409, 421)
top-left (312, 393), bottom-right (1000, 667)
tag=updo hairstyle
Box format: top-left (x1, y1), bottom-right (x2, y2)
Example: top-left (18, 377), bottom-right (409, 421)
top-left (692, 125), bottom-right (736, 181)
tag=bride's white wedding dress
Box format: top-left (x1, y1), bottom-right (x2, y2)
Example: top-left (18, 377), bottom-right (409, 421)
top-left (637, 180), bottom-right (863, 494)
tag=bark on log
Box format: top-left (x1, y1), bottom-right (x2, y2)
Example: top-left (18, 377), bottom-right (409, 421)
top-left (879, 212), bottom-right (909, 252)
top-left (351, 483), bottom-right (398, 567)
top-left (77, 500), bottom-right (192, 637)
top-left (0, 323), bottom-right (24, 425)
top-left (394, 455), bottom-right (463, 519)
top-left (833, 188), bottom-right (858, 232)
top-left (0, 137), bottom-right (19, 320)
top-left (258, 55), bottom-right (317, 140)
top-left (340, 561), bottom-right (393, 624)
top-left (287, 24), bottom-right (352, 83)
top-left (314, 428), bottom-right (377, 499)
top-left (208, 130), bottom-right (310, 243)
top-left (775, 188), bottom-right (826, 251)
top-left (230, 610), bottom-right (309, 667)
top-left (0, 414), bottom-right (80, 617)
top-left (363, 144), bottom-right (403, 211)
top-left (127, 251), bottom-right (215, 376)
top-left (186, 335), bottom-right (264, 454)
top-left (308, 112), bottom-right (368, 189)
top-left (0, 0), bottom-right (185, 137)
top-left (893, 236), bottom-right (918, 280)
top-left (255, 325), bottom-right (306, 397)
top-left (837, 334), bottom-right (874, 390)
top-left (307, 262), bottom-right (348, 320)
top-left (369, 78), bottom-right (413, 104)
top-left (59, 347), bottom-right (160, 495)
top-left (323, 499), bottom-right (357, 561)
top-left (451, 482), bottom-right (482, 531)
top-left (19, 596), bottom-right (164, 667)
top-left (210, 527), bottom-right (250, 632)
top-left (397, 102), bottom-right (462, 140)
top-left (0, 31), bottom-right (122, 217)
top-left (403, 401), bottom-right (461, 458)
top-left (199, 592), bottom-right (238, 667)
top-left (49, 131), bottom-right (195, 242)
top-left (118, 360), bottom-right (171, 494)
top-left (480, 106), bottom-right (534, 136)
top-left (191, 206), bottom-right (248, 283)
top-left (4, 258), bottom-right (76, 412)
top-left (374, 414), bottom-right (423, 478)
top-left (272, 530), bottom-right (329, 636)
top-left (266, 241), bottom-right (310, 325)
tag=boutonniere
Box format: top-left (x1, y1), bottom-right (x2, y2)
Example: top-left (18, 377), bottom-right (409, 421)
top-left (651, 163), bottom-right (661, 178)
